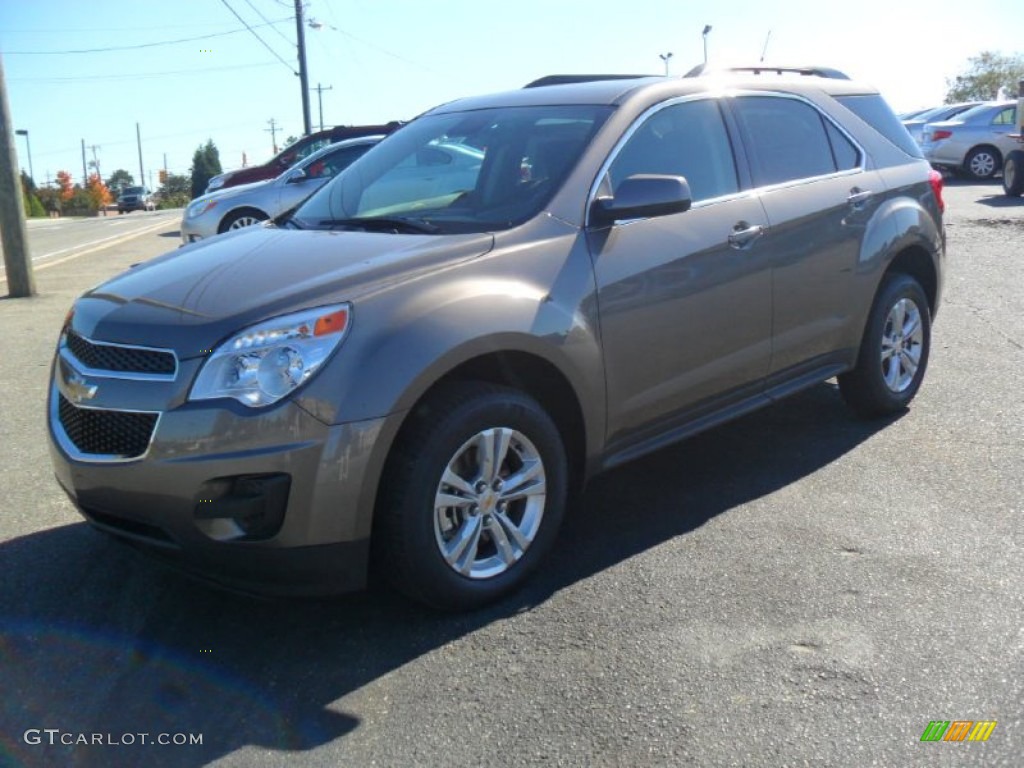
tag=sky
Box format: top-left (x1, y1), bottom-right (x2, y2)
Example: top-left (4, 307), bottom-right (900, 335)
top-left (2, 0), bottom-right (1022, 190)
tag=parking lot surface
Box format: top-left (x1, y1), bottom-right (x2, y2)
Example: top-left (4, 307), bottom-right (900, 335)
top-left (0, 180), bottom-right (1021, 767)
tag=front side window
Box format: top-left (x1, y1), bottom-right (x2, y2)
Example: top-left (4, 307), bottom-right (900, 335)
top-left (293, 105), bottom-right (612, 234)
top-left (732, 96), bottom-right (842, 186)
top-left (608, 99), bottom-right (739, 203)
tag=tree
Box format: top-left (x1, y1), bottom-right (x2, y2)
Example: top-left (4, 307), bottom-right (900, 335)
top-left (56, 170), bottom-right (75, 202)
top-left (106, 169), bottom-right (134, 192)
top-left (86, 173), bottom-right (113, 211)
top-left (945, 51), bottom-right (1024, 102)
top-left (282, 135), bottom-right (298, 148)
top-left (158, 173), bottom-right (191, 209)
top-left (190, 139), bottom-right (223, 199)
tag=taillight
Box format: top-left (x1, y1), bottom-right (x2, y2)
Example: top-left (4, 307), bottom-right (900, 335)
top-left (930, 129), bottom-right (953, 141)
top-left (928, 169), bottom-right (945, 213)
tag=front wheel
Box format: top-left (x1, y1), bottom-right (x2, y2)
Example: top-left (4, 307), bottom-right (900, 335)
top-left (219, 208), bottom-right (268, 233)
top-left (374, 383), bottom-right (568, 611)
top-left (1003, 150), bottom-right (1024, 197)
top-left (838, 274), bottom-right (931, 418)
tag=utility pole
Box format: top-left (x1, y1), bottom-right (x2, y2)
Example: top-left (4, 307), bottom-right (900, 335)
top-left (80, 139), bottom-right (87, 185)
top-left (136, 122), bottom-right (145, 190)
top-left (88, 145), bottom-right (101, 180)
top-left (0, 54), bottom-right (36, 297)
top-left (265, 118), bottom-right (280, 154)
top-left (294, 0), bottom-right (312, 135)
top-left (312, 82), bottom-right (333, 131)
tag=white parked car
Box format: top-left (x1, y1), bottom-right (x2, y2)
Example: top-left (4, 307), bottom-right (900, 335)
top-left (920, 101), bottom-right (1018, 179)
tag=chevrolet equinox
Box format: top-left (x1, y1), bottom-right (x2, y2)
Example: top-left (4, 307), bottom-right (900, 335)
top-left (48, 68), bottom-right (945, 610)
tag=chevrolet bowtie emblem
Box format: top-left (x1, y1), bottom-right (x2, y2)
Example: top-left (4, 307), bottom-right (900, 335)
top-left (66, 372), bottom-right (98, 404)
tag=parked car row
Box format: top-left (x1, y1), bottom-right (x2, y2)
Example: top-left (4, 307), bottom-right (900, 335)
top-left (903, 100), bottom-right (1019, 180)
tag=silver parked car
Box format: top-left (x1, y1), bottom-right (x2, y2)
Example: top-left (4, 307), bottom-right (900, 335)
top-left (49, 68), bottom-right (944, 610)
top-left (920, 101), bottom-right (1018, 179)
top-left (180, 136), bottom-right (382, 244)
top-left (900, 102), bottom-right (980, 143)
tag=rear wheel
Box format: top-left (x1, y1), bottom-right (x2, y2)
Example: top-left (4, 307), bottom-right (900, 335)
top-left (374, 382), bottom-right (567, 611)
top-left (1003, 150), bottom-right (1024, 197)
top-left (838, 274), bottom-right (931, 418)
top-left (964, 146), bottom-right (1000, 180)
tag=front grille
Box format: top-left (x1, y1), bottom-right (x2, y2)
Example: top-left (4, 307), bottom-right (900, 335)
top-left (66, 331), bottom-right (175, 375)
top-left (58, 394), bottom-right (158, 458)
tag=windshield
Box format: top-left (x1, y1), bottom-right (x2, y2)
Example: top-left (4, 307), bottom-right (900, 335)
top-left (122, 187), bottom-right (144, 195)
top-left (291, 104), bottom-right (613, 234)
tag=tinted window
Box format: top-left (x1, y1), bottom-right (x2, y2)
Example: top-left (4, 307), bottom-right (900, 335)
top-left (609, 99), bottom-right (739, 202)
top-left (836, 94), bottom-right (924, 158)
top-left (825, 121), bottom-right (860, 171)
top-left (305, 145), bottom-right (373, 180)
top-left (732, 96), bottom-right (837, 185)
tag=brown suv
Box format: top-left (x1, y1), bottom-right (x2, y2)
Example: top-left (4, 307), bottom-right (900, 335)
top-left (48, 68), bottom-right (944, 610)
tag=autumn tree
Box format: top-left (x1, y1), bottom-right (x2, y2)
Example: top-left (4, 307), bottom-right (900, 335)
top-left (945, 51), bottom-right (1024, 102)
top-left (86, 173), bottom-right (113, 211)
top-left (56, 170), bottom-right (75, 201)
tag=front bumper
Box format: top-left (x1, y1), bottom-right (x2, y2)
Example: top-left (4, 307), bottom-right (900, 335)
top-left (48, 373), bottom-right (393, 596)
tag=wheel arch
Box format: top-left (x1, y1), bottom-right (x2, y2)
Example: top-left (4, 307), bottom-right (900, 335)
top-left (217, 205), bottom-right (269, 234)
top-left (884, 245), bottom-right (938, 317)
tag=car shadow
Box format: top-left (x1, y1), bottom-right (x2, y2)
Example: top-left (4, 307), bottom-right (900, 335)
top-left (0, 383), bottom-right (899, 767)
top-left (159, 230), bottom-right (182, 238)
top-left (974, 194), bottom-right (1024, 208)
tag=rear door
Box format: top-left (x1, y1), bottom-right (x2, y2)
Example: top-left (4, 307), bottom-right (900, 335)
top-left (728, 94), bottom-right (882, 379)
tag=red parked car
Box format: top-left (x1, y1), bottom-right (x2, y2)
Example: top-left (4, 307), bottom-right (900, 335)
top-left (205, 122), bottom-right (403, 193)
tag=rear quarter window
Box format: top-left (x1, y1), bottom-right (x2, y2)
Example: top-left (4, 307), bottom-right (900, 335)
top-left (835, 94), bottom-right (924, 158)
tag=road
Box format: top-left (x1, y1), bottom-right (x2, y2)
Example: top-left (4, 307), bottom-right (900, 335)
top-left (0, 181), bottom-right (1021, 767)
top-left (0, 209), bottom-right (181, 280)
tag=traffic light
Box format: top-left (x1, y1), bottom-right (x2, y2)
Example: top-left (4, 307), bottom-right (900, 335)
top-left (158, 169), bottom-right (168, 184)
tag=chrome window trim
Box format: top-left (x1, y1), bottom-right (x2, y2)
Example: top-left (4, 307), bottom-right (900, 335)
top-left (585, 90), bottom-right (869, 227)
top-left (50, 382), bottom-right (162, 464)
top-left (61, 332), bottom-right (179, 382)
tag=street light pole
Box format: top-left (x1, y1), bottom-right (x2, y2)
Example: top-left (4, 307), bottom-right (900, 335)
top-left (702, 25), bottom-right (712, 65)
top-left (14, 129), bottom-right (33, 182)
top-left (659, 52), bottom-right (674, 76)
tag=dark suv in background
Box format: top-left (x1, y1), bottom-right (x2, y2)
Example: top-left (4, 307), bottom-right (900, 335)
top-left (49, 67), bottom-right (944, 610)
top-left (205, 122), bottom-right (404, 193)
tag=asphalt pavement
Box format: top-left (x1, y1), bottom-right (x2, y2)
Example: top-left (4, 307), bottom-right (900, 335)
top-left (0, 181), bottom-right (1021, 767)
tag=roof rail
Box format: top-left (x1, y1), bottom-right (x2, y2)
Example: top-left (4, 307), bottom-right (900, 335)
top-left (683, 64), bottom-right (850, 80)
top-left (524, 74), bottom-right (653, 88)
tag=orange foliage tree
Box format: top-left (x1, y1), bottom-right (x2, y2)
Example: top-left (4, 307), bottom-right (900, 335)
top-left (86, 173), bottom-right (113, 210)
top-left (56, 170), bottom-right (75, 201)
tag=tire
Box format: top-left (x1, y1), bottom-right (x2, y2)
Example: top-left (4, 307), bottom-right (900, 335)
top-left (374, 382), bottom-right (568, 611)
top-left (838, 273), bottom-right (931, 418)
top-left (218, 208), bottom-right (268, 233)
top-left (964, 146), bottom-right (1000, 180)
top-left (1003, 150), bottom-right (1024, 197)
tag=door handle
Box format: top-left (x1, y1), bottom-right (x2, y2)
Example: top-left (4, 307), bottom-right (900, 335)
top-left (847, 188), bottom-right (874, 209)
top-left (728, 222), bottom-right (765, 249)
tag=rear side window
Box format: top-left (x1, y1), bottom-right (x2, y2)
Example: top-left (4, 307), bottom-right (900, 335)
top-left (835, 94), bottom-right (925, 158)
top-left (825, 121), bottom-right (860, 171)
top-left (731, 96), bottom-right (839, 185)
top-left (993, 107), bottom-right (1016, 126)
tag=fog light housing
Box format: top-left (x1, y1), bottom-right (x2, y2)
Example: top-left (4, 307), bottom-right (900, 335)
top-left (194, 473), bottom-right (291, 541)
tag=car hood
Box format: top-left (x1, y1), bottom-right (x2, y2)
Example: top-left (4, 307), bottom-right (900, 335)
top-left (71, 226), bottom-right (495, 358)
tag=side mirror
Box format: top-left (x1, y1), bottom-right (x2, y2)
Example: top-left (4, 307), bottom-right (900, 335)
top-left (286, 168), bottom-right (308, 183)
top-left (589, 174), bottom-right (692, 227)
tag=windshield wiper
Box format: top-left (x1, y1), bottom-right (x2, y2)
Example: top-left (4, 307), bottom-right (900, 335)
top-left (318, 216), bottom-right (440, 234)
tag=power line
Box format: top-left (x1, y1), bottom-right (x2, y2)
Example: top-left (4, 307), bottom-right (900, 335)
top-left (241, 0), bottom-right (295, 47)
top-left (2, 19), bottom-right (291, 54)
top-left (219, 0), bottom-right (296, 74)
top-left (11, 61), bottom-right (281, 83)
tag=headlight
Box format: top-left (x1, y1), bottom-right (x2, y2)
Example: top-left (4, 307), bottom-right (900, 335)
top-left (186, 199), bottom-right (217, 219)
top-left (190, 304), bottom-right (351, 407)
